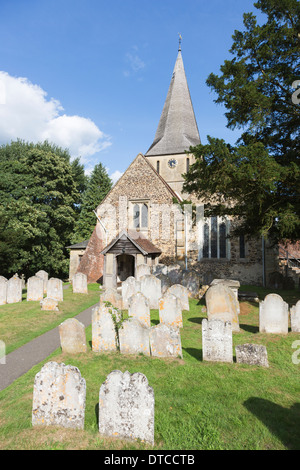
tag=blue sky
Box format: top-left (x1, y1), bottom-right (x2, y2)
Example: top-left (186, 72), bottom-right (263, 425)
top-left (0, 0), bottom-right (266, 182)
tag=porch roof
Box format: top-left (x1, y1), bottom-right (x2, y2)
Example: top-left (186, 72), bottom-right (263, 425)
top-left (101, 230), bottom-right (162, 256)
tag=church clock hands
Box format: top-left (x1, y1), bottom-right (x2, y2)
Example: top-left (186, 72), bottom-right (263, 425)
top-left (168, 158), bottom-right (177, 169)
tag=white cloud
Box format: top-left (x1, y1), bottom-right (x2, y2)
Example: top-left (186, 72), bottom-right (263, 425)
top-left (0, 71), bottom-right (111, 160)
top-left (110, 170), bottom-right (123, 185)
top-left (123, 46), bottom-right (145, 77)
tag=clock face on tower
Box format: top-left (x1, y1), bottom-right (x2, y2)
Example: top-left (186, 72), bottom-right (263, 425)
top-left (168, 158), bottom-right (177, 169)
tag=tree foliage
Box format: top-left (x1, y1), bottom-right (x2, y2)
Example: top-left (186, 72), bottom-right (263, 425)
top-left (183, 0), bottom-right (300, 243)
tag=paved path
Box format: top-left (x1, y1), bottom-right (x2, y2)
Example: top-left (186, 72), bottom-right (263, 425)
top-left (0, 303), bottom-right (98, 392)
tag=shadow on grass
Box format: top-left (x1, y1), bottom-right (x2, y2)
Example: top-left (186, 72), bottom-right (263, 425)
top-left (244, 398), bottom-right (300, 450)
top-left (183, 347), bottom-right (202, 361)
top-left (239, 323), bottom-right (259, 334)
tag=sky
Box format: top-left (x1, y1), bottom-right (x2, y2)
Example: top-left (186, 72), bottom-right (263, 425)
top-left (0, 0), bottom-right (266, 183)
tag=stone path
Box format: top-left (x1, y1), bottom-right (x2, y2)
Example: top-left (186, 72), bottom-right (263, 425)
top-left (0, 303), bottom-right (98, 392)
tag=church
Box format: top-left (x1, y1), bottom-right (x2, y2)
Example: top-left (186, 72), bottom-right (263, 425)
top-left (68, 42), bottom-right (297, 290)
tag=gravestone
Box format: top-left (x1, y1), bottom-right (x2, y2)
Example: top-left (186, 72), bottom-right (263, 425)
top-left (98, 370), bottom-right (154, 445)
top-left (159, 293), bottom-right (183, 329)
top-left (100, 287), bottom-right (123, 310)
top-left (181, 269), bottom-right (200, 298)
top-left (32, 361), bottom-right (86, 429)
top-left (136, 263), bottom-right (151, 280)
top-left (35, 270), bottom-right (48, 294)
top-left (72, 272), bottom-right (88, 294)
top-left (202, 319), bottom-right (233, 363)
top-left (92, 304), bottom-right (117, 352)
top-left (122, 276), bottom-right (140, 309)
top-left (155, 273), bottom-right (172, 295)
top-left (149, 323), bottom-right (183, 358)
top-left (210, 278), bottom-right (240, 301)
top-left (6, 275), bottom-right (22, 304)
top-left (0, 276), bottom-right (7, 305)
top-left (119, 318), bottom-right (150, 356)
top-left (291, 300), bottom-right (300, 333)
top-left (40, 297), bottom-right (59, 311)
top-left (47, 278), bottom-right (63, 302)
top-left (0, 340), bottom-right (5, 364)
top-left (27, 275), bottom-right (44, 302)
top-left (235, 343), bottom-right (269, 367)
top-left (166, 284), bottom-right (189, 311)
top-left (59, 318), bottom-right (87, 354)
top-left (259, 293), bottom-right (289, 334)
top-left (205, 284), bottom-right (240, 332)
top-left (140, 274), bottom-right (162, 309)
top-left (128, 292), bottom-right (150, 328)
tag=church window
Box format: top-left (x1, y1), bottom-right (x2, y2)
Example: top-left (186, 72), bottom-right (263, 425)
top-left (200, 217), bottom-right (230, 259)
top-left (133, 204), bottom-right (140, 229)
top-left (131, 201), bottom-right (149, 230)
top-left (156, 160), bottom-right (160, 174)
top-left (141, 203), bottom-right (148, 228)
top-left (186, 157), bottom-right (190, 172)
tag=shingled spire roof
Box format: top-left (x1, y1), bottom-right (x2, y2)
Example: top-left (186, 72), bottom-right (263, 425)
top-left (146, 42), bottom-right (201, 156)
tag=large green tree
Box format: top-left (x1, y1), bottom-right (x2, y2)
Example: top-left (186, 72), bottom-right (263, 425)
top-left (183, 0), bottom-right (300, 243)
top-left (0, 140), bottom-right (81, 278)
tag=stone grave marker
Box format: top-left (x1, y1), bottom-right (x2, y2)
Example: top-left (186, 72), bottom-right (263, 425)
top-left (72, 272), bottom-right (88, 294)
top-left (35, 270), bottom-right (48, 294)
top-left (98, 370), bottom-right (154, 445)
top-left (235, 343), bottom-right (269, 367)
top-left (27, 275), bottom-right (44, 302)
top-left (205, 284), bottom-right (240, 332)
top-left (136, 263), bottom-right (151, 280)
top-left (0, 276), bottom-right (7, 305)
top-left (119, 318), bottom-right (150, 356)
top-left (6, 275), bottom-right (22, 304)
top-left (259, 293), bottom-right (289, 334)
top-left (291, 300), bottom-right (300, 333)
top-left (40, 297), bottom-right (59, 311)
top-left (100, 287), bottom-right (123, 310)
top-left (59, 318), bottom-right (87, 354)
top-left (92, 304), bottom-right (117, 352)
top-left (166, 284), bottom-right (189, 311)
top-left (128, 291), bottom-right (150, 328)
top-left (149, 323), bottom-right (183, 358)
top-left (32, 361), bottom-right (86, 429)
top-left (159, 292), bottom-right (183, 329)
top-left (202, 319), bottom-right (233, 363)
top-left (140, 274), bottom-right (161, 309)
top-left (47, 278), bottom-right (63, 302)
top-left (122, 276), bottom-right (140, 309)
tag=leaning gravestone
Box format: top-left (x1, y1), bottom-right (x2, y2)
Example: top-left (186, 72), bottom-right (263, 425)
top-left (59, 318), bottom-right (87, 354)
top-left (27, 275), bottom-right (44, 302)
top-left (166, 284), bottom-right (189, 311)
top-left (0, 276), bottom-right (7, 305)
top-left (47, 278), bottom-right (63, 302)
top-left (35, 270), bottom-right (48, 294)
top-left (136, 263), bottom-right (151, 280)
top-left (6, 275), bottom-right (22, 304)
top-left (32, 361), bottom-right (86, 429)
top-left (205, 284), bottom-right (240, 332)
top-left (149, 323), bottom-right (183, 358)
top-left (159, 292), bottom-right (183, 329)
top-left (121, 276), bottom-right (140, 309)
top-left (140, 274), bottom-right (162, 309)
top-left (235, 343), bottom-right (269, 367)
top-left (40, 297), bottom-right (59, 311)
top-left (259, 293), bottom-right (289, 334)
top-left (290, 300), bottom-right (300, 333)
top-left (128, 292), bottom-right (150, 328)
top-left (98, 370), bottom-right (154, 445)
top-left (202, 319), bottom-right (233, 363)
top-left (72, 272), bottom-right (88, 294)
top-left (119, 318), bottom-right (150, 356)
top-left (92, 304), bottom-right (117, 352)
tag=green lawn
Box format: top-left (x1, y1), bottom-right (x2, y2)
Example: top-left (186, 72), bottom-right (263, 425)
top-left (0, 285), bottom-right (299, 450)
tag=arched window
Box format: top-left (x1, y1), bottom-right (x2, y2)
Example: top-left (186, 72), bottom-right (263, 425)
top-left (131, 202), bottom-right (149, 230)
top-left (156, 160), bottom-right (160, 174)
top-left (186, 157), bottom-right (190, 172)
top-left (133, 204), bottom-right (140, 229)
top-left (201, 217), bottom-right (229, 259)
top-left (141, 203), bottom-right (148, 228)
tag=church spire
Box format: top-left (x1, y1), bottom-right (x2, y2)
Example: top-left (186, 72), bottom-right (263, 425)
top-left (145, 41), bottom-right (201, 157)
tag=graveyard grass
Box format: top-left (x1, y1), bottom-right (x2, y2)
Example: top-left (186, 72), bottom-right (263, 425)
top-left (0, 286), bottom-right (299, 450)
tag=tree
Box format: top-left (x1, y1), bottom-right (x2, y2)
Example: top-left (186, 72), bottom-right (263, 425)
top-left (0, 140), bottom-right (80, 278)
top-left (183, 0), bottom-right (300, 243)
top-left (72, 162), bottom-right (112, 242)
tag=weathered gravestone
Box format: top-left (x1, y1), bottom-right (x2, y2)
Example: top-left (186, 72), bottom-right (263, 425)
top-left (166, 284), bottom-right (189, 311)
top-left (92, 304), bottom-right (117, 352)
top-left (59, 318), bottom-right (87, 354)
top-left (72, 272), bottom-right (88, 294)
top-left (210, 278), bottom-right (240, 313)
top-left (119, 318), bottom-right (150, 356)
top-left (0, 276), bottom-right (7, 305)
top-left (136, 263), bottom-right (151, 280)
top-left (6, 275), bottom-right (22, 304)
top-left (291, 300), bottom-right (300, 333)
top-left (27, 275), bottom-right (44, 302)
top-left (140, 274), bottom-right (161, 309)
top-left (40, 297), bottom-right (59, 311)
top-left (35, 270), bottom-right (48, 294)
top-left (122, 276), bottom-right (141, 309)
top-left (205, 284), bottom-right (240, 332)
top-left (159, 292), bottom-right (183, 329)
top-left (98, 370), bottom-right (154, 445)
top-left (235, 343), bottom-right (269, 367)
top-left (0, 340), bottom-right (5, 364)
top-left (100, 287), bottom-right (123, 310)
top-left (128, 291), bottom-right (150, 328)
top-left (181, 269), bottom-right (200, 298)
top-left (32, 361), bottom-right (86, 429)
top-left (149, 323), bottom-right (183, 358)
top-left (259, 293), bottom-right (289, 334)
top-left (202, 319), bottom-right (233, 363)
top-left (47, 278), bottom-right (63, 302)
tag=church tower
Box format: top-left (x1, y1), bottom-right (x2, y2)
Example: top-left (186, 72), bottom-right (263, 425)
top-left (145, 38), bottom-right (201, 198)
